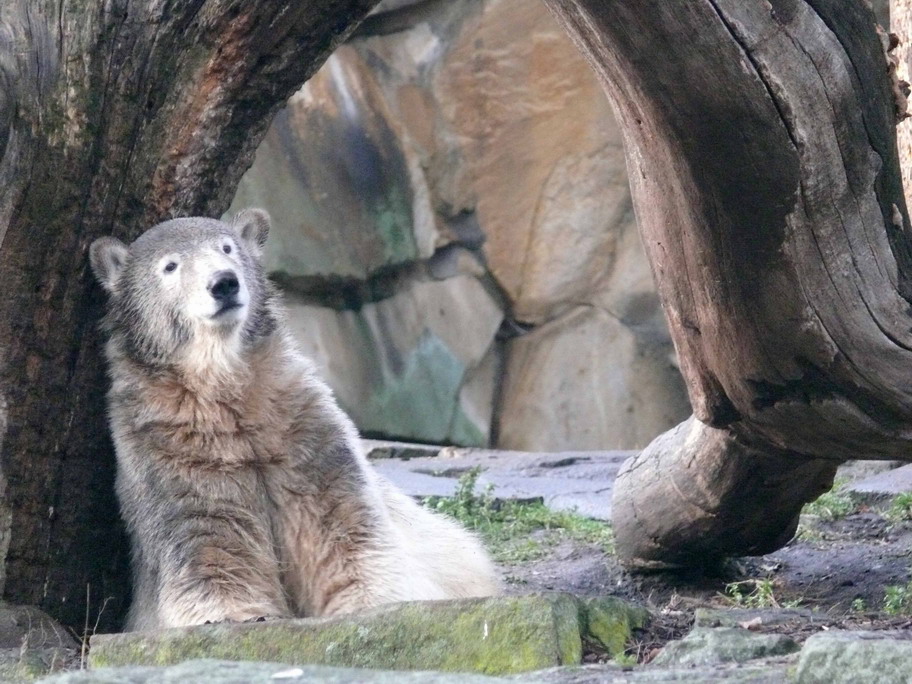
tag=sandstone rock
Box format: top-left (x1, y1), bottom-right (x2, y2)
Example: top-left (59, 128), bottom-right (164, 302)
top-left (88, 595), bottom-right (588, 675)
top-left (431, 0), bottom-right (631, 324)
top-left (41, 659), bottom-right (795, 683)
top-left (794, 630), bottom-right (912, 684)
top-left (651, 628), bottom-right (799, 668)
top-left (526, 662), bottom-right (791, 683)
top-left (844, 463), bottom-right (912, 500)
top-left (284, 270), bottom-right (502, 446)
top-left (497, 307), bottom-right (690, 452)
top-left (228, 44), bottom-right (438, 281)
top-left (86, 595), bottom-right (646, 677)
top-left (228, 0), bottom-right (692, 450)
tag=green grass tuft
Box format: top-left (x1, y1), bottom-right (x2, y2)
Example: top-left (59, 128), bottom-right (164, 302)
top-left (723, 578), bottom-right (799, 609)
top-left (802, 480), bottom-right (855, 522)
top-left (883, 582), bottom-right (912, 615)
top-left (885, 492), bottom-right (912, 523)
top-left (424, 468), bottom-right (615, 563)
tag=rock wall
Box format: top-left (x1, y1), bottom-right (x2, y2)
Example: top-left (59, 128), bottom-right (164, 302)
top-left (228, 0), bottom-right (691, 450)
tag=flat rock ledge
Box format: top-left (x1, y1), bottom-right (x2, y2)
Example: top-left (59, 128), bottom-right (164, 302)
top-left (85, 594), bottom-right (646, 676)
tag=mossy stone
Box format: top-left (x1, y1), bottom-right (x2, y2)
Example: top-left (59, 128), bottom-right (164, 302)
top-left (579, 597), bottom-right (649, 657)
top-left (89, 595), bottom-right (584, 675)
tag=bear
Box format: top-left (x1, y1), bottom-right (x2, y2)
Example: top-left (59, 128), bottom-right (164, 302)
top-left (89, 208), bottom-right (500, 631)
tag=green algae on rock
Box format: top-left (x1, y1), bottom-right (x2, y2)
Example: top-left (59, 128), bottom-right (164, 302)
top-left (89, 595), bottom-right (597, 675)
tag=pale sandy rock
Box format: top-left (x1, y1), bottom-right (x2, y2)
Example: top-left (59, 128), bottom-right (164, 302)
top-left (433, 0), bottom-right (629, 323)
top-left (283, 272), bottom-right (502, 446)
top-left (229, 46), bottom-right (438, 280)
top-left (498, 307), bottom-right (690, 451)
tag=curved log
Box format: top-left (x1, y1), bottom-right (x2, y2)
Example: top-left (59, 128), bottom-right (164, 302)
top-left (543, 0), bottom-right (912, 565)
top-left (0, 0), bottom-right (377, 630)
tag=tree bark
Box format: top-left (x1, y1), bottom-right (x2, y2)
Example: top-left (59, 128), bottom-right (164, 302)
top-left (0, 0), bottom-right (377, 631)
top-left (543, 0), bottom-right (912, 566)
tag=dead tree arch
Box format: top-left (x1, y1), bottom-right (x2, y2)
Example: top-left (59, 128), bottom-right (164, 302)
top-left (542, 0), bottom-right (912, 566)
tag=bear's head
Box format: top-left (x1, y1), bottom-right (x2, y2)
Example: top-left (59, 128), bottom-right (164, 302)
top-left (89, 209), bottom-right (277, 369)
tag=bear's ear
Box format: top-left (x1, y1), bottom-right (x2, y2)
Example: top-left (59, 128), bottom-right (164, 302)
top-left (232, 208), bottom-right (270, 256)
top-left (89, 237), bottom-right (129, 293)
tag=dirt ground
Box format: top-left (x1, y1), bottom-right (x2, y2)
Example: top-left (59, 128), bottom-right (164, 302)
top-left (497, 505), bottom-right (912, 662)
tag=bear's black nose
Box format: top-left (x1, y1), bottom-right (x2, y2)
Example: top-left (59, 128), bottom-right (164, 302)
top-left (209, 270), bottom-right (240, 302)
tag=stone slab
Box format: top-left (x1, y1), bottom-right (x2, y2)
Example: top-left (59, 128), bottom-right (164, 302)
top-left (794, 630), bottom-right (912, 684)
top-left (88, 595), bottom-right (586, 675)
top-left (844, 463), bottom-right (912, 499)
top-left (366, 444), bottom-right (633, 520)
top-left (650, 628), bottom-right (799, 668)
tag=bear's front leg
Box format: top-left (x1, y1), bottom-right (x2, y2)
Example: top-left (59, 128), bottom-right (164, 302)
top-left (154, 514), bottom-right (290, 628)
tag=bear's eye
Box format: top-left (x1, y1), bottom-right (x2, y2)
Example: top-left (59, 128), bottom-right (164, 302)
top-left (222, 244), bottom-right (232, 255)
top-left (163, 262), bottom-right (178, 273)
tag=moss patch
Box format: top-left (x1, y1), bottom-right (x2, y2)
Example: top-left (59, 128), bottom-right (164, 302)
top-left (89, 595), bottom-right (586, 675)
top-left (579, 597), bottom-right (649, 658)
top-left (424, 468), bottom-right (615, 563)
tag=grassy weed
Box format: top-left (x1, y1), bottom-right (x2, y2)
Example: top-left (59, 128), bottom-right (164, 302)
top-left (723, 578), bottom-right (799, 609)
top-left (802, 480), bottom-right (855, 522)
top-left (883, 582), bottom-right (912, 615)
top-left (425, 468), bottom-right (614, 563)
top-left (885, 493), bottom-right (912, 523)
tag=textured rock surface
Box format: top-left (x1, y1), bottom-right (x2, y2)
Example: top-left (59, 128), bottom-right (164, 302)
top-left (40, 659), bottom-right (794, 683)
top-left (286, 269), bottom-right (502, 445)
top-left (88, 595), bottom-right (644, 675)
top-left (498, 307), bottom-right (689, 451)
top-left (844, 463), bottom-right (912, 499)
top-left (228, 44), bottom-right (438, 281)
top-left (794, 630), bottom-right (912, 684)
top-left (228, 0), bottom-right (690, 450)
top-left (651, 628), bottom-right (799, 668)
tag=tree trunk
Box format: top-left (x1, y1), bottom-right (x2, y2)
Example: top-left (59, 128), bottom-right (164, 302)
top-left (543, 0), bottom-right (912, 567)
top-left (0, 0), bottom-right (377, 632)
